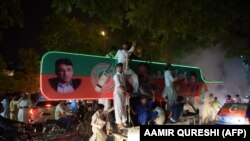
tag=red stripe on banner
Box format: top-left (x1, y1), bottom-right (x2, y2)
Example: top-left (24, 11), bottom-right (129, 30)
top-left (174, 79), bottom-right (204, 97)
top-left (40, 74), bottom-right (113, 100)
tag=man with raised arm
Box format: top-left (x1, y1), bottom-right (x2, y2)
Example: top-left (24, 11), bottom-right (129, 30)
top-left (115, 41), bottom-right (139, 94)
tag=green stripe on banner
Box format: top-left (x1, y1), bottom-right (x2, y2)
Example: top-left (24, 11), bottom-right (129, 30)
top-left (41, 51), bottom-right (116, 76)
top-left (41, 51), bottom-right (208, 82)
top-left (40, 51), bottom-right (222, 99)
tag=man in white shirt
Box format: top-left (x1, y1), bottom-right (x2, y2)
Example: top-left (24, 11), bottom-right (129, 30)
top-left (55, 100), bottom-right (73, 131)
top-left (201, 93), bottom-right (214, 124)
top-left (113, 63), bottom-right (131, 129)
top-left (162, 63), bottom-right (175, 110)
top-left (115, 41), bottom-right (139, 93)
top-left (17, 93), bottom-right (31, 123)
top-left (1, 96), bottom-right (10, 118)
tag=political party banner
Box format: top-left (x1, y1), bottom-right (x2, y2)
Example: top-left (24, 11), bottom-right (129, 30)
top-left (40, 51), bottom-right (208, 100)
top-left (40, 51), bottom-right (117, 100)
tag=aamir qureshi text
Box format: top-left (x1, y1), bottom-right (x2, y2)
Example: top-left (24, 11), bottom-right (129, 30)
top-left (144, 128), bottom-right (220, 137)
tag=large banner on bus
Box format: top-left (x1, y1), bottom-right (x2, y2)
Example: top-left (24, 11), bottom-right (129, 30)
top-left (40, 51), bottom-right (207, 100)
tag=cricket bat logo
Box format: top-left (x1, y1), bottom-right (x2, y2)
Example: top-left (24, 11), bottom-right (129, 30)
top-left (94, 63), bottom-right (114, 92)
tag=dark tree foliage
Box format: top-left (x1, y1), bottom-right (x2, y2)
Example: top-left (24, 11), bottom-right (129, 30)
top-left (39, 13), bottom-right (113, 56)
top-left (51, 0), bottom-right (250, 62)
top-left (0, 0), bottom-right (23, 43)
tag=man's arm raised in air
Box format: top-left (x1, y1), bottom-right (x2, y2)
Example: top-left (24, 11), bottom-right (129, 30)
top-left (128, 41), bottom-right (136, 56)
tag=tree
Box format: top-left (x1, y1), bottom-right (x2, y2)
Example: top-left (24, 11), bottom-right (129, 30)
top-left (0, 48), bottom-right (40, 94)
top-left (39, 13), bottom-right (113, 55)
top-left (0, 54), bottom-right (16, 94)
top-left (51, 0), bottom-right (250, 62)
top-left (18, 48), bottom-right (40, 93)
top-left (0, 0), bottom-right (23, 43)
top-left (0, 55), bottom-right (8, 93)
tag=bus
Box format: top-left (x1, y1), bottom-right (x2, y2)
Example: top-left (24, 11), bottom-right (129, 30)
top-left (40, 51), bottom-right (221, 103)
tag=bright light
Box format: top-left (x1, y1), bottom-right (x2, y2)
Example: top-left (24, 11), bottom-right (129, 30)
top-left (3, 69), bottom-right (14, 76)
top-left (45, 104), bottom-right (52, 108)
top-left (101, 31), bottom-right (106, 36)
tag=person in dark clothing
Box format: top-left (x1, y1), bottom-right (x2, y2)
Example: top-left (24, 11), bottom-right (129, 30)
top-left (77, 101), bottom-right (86, 121)
top-left (84, 104), bottom-right (95, 139)
top-left (135, 95), bottom-right (158, 125)
top-left (167, 96), bottom-right (184, 123)
top-left (0, 103), bottom-right (24, 141)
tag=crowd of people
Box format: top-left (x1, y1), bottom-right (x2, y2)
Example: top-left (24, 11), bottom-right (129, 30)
top-left (71, 41), bottom-right (250, 140)
top-left (108, 41), bottom-right (250, 128)
top-left (200, 93), bottom-right (248, 124)
top-left (0, 93), bottom-right (32, 122)
top-left (0, 93), bottom-right (32, 140)
top-left (110, 41), bottom-right (197, 127)
top-left (1, 41), bottom-right (250, 141)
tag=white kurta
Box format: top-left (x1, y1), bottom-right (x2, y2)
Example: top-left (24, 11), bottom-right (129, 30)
top-left (211, 100), bottom-right (222, 120)
top-left (201, 96), bottom-right (214, 124)
top-left (89, 111), bottom-right (107, 141)
top-left (18, 99), bottom-right (31, 123)
top-left (113, 72), bottom-right (127, 124)
top-left (162, 70), bottom-right (175, 107)
top-left (1, 99), bottom-right (9, 118)
top-left (115, 47), bottom-right (139, 93)
top-left (115, 46), bottom-right (135, 65)
top-left (55, 103), bottom-right (72, 120)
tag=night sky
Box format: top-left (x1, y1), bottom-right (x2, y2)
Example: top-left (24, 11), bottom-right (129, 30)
top-left (1, 0), bottom-right (52, 62)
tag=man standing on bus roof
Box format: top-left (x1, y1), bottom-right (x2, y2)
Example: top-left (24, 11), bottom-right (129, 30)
top-left (162, 63), bottom-right (176, 110)
top-left (113, 63), bottom-right (131, 129)
top-left (115, 41), bottom-right (139, 94)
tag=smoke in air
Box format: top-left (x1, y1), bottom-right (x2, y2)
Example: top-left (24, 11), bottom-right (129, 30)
top-left (177, 46), bottom-right (250, 103)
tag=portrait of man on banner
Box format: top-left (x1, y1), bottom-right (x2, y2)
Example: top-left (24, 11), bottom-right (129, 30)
top-left (49, 58), bottom-right (81, 94)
